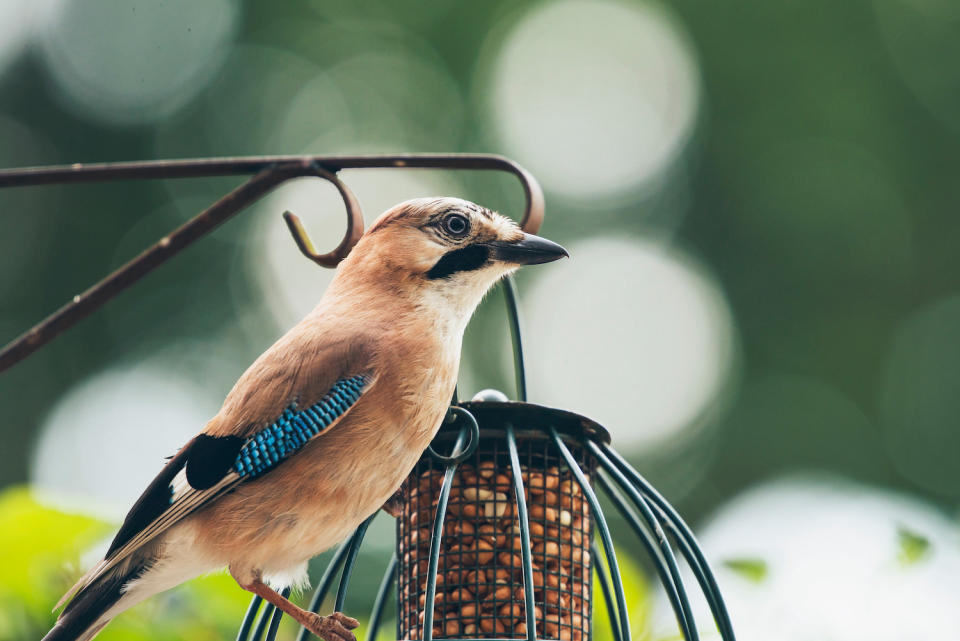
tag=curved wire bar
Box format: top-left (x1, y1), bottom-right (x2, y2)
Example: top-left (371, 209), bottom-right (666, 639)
top-left (594, 474), bottom-right (695, 641)
top-left (291, 539), bottom-right (355, 641)
top-left (549, 426), bottom-right (631, 641)
top-left (655, 512), bottom-right (726, 638)
top-left (367, 554), bottom-right (398, 641)
top-left (305, 540), bottom-right (355, 614)
top-left (505, 424), bottom-right (539, 641)
top-left (236, 595), bottom-right (264, 641)
top-left (422, 426), bottom-right (471, 641)
top-left (591, 541), bottom-right (623, 641)
top-left (250, 603), bottom-right (275, 641)
top-left (588, 445), bottom-right (697, 641)
top-left (241, 586), bottom-right (291, 641)
top-left (336, 515), bottom-right (376, 612)
top-left (598, 444), bottom-right (736, 641)
top-left (502, 275), bottom-right (527, 402)
top-left (0, 153), bottom-right (544, 373)
top-left (263, 587), bottom-right (292, 641)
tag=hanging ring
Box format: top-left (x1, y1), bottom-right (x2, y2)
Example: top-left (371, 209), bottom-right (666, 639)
top-left (282, 165), bottom-right (365, 268)
top-left (427, 406), bottom-right (480, 465)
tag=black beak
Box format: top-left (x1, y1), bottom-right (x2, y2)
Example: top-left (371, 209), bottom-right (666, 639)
top-left (487, 233), bottom-right (569, 265)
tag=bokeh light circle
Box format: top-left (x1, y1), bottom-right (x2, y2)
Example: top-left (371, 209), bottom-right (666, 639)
top-left (483, 0), bottom-right (700, 201)
top-left (153, 46), bottom-right (334, 159)
top-left (656, 476), bottom-right (960, 641)
top-left (880, 295), bottom-right (960, 496)
top-left (0, 1), bottom-right (46, 76)
top-left (155, 40), bottom-right (462, 159)
top-left (40, 0), bottom-right (237, 125)
top-left (315, 50), bottom-right (465, 151)
top-left (524, 236), bottom-right (735, 453)
top-left (31, 363), bottom-right (219, 518)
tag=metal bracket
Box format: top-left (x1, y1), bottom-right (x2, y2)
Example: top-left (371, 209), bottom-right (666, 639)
top-left (0, 154), bottom-right (544, 372)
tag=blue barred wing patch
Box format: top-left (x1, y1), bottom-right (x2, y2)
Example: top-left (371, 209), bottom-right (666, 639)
top-left (233, 374), bottom-right (369, 478)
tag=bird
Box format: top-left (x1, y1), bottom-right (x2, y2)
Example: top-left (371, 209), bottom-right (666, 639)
top-left (43, 196), bottom-right (568, 641)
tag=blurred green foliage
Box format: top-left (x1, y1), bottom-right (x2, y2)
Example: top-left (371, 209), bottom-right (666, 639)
top-left (0, 487), bottom-right (107, 638)
top-left (0, 487), bottom-right (254, 641)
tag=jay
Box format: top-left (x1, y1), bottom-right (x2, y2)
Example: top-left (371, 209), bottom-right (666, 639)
top-left (44, 197), bottom-right (567, 641)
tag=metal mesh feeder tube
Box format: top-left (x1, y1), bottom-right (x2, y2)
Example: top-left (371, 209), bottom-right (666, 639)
top-left (397, 402), bottom-right (601, 641)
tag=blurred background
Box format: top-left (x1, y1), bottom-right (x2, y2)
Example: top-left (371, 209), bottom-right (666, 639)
top-left (1, 1), bottom-right (959, 640)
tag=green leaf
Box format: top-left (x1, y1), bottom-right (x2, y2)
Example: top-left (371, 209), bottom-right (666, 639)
top-left (897, 524), bottom-right (931, 566)
top-left (722, 557), bottom-right (768, 583)
top-left (0, 486), bottom-right (257, 641)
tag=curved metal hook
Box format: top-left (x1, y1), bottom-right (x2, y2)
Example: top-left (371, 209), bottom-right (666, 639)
top-left (282, 166), bottom-right (365, 268)
top-left (427, 406), bottom-right (480, 464)
top-left (511, 160), bottom-right (545, 235)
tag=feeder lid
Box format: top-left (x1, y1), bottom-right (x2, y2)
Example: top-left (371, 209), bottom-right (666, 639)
top-left (439, 396), bottom-right (611, 445)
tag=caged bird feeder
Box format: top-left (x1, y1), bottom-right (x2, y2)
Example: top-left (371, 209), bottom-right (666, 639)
top-left (0, 154), bottom-right (735, 641)
top-left (235, 288), bottom-right (740, 641)
top-left (262, 299), bottom-right (740, 641)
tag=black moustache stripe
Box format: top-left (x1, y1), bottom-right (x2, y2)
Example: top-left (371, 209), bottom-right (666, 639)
top-left (426, 244), bottom-right (490, 279)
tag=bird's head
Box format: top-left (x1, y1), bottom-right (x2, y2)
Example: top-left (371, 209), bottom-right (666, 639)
top-left (334, 197), bottom-right (567, 317)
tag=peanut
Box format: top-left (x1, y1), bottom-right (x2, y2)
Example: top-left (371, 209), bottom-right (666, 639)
top-left (493, 584), bottom-right (511, 600)
top-left (473, 538), bottom-right (494, 564)
top-left (479, 618), bottom-right (507, 635)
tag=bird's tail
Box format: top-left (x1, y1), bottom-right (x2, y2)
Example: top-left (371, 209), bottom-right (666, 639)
top-left (42, 561), bottom-right (147, 641)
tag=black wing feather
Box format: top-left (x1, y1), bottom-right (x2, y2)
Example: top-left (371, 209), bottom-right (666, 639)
top-left (105, 439), bottom-right (193, 557)
top-left (185, 434), bottom-right (244, 490)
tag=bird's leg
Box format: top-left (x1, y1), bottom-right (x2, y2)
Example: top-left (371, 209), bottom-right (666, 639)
top-left (231, 569), bottom-right (359, 641)
top-left (380, 488), bottom-right (404, 518)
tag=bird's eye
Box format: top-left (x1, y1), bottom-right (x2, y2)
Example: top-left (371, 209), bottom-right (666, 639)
top-left (442, 213), bottom-right (470, 237)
